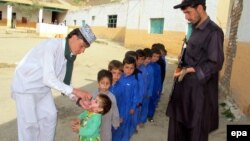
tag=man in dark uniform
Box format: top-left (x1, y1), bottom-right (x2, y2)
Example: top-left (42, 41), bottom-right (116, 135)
top-left (166, 0), bottom-right (224, 141)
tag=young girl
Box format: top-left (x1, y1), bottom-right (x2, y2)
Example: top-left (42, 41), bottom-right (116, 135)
top-left (93, 69), bottom-right (120, 141)
top-left (71, 94), bottom-right (112, 141)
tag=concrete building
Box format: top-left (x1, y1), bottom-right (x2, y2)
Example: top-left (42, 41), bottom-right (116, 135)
top-left (218, 0), bottom-right (250, 116)
top-left (0, 0), bottom-right (71, 37)
top-left (65, 0), bottom-right (219, 55)
top-left (0, 0), bottom-right (249, 117)
top-left (65, 0), bottom-right (250, 117)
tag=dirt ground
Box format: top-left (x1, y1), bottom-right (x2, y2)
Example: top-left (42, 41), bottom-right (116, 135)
top-left (0, 37), bottom-right (249, 141)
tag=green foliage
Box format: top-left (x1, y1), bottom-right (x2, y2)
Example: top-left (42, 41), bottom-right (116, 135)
top-left (220, 102), bottom-right (236, 121)
top-left (220, 102), bottom-right (226, 107)
top-left (222, 108), bottom-right (235, 121)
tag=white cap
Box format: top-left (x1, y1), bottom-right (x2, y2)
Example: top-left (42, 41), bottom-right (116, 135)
top-left (79, 24), bottom-right (96, 45)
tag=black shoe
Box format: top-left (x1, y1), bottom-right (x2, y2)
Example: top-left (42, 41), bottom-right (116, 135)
top-left (148, 117), bottom-right (154, 122)
top-left (134, 129), bottom-right (138, 134)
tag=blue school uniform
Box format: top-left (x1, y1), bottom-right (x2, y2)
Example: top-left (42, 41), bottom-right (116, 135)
top-left (148, 62), bottom-right (162, 120)
top-left (128, 67), bottom-right (145, 136)
top-left (110, 81), bottom-right (126, 141)
top-left (137, 65), bottom-right (147, 124)
top-left (115, 73), bottom-right (139, 141)
top-left (157, 56), bottom-right (166, 87)
top-left (139, 64), bottom-right (154, 123)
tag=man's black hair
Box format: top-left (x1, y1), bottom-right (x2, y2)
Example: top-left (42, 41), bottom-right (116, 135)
top-left (66, 28), bottom-right (90, 47)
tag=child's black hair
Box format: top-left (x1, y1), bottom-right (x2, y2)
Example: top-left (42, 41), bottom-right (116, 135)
top-left (123, 56), bottom-right (136, 67)
top-left (135, 49), bottom-right (146, 59)
top-left (143, 48), bottom-right (153, 58)
top-left (108, 60), bottom-right (123, 72)
top-left (97, 69), bottom-right (112, 85)
top-left (122, 56), bottom-right (141, 80)
top-left (152, 43), bottom-right (166, 55)
top-left (125, 51), bottom-right (138, 60)
top-left (151, 43), bottom-right (165, 50)
top-left (151, 47), bottom-right (161, 55)
top-left (98, 94), bottom-right (112, 115)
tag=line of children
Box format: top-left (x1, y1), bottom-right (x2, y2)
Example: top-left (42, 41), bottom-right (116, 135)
top-left (71, 43), bottom-right (167, 141)
top-left (137, 48), bottom-right (154, 128)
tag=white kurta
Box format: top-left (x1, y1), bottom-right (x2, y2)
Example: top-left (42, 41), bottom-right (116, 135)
top-left (11, 38), bottom-right (73, 97)
top-left (11, 38), bottom-right (74, 141)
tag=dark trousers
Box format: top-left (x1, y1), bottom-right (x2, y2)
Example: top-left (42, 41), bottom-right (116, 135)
top-left (167, 118), bottom-right (209, 141)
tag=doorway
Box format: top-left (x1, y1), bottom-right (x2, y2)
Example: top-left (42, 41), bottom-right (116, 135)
top-left (11, 12), bottom-right (16, 28)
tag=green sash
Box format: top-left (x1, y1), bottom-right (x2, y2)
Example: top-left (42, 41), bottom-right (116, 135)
top-left (63, 39), bottom-right (76, 85)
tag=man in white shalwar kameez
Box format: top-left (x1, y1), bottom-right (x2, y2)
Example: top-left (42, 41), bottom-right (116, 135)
top-left (11, 24), bottom-right (96, 141)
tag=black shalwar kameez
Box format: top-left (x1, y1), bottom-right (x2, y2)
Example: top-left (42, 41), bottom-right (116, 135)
top-left (166, 17), bottom-right (224, 141)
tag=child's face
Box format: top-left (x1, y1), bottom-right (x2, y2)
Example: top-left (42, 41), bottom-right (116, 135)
top-left (144, 57), bottom-right (151, 65)
top-left (123, 63), bottom-right (135, 76)
top-left (136, 57), bottom-right (145, 67)
top-left (90, 96), bottom-right (103, 113)
top-left (98, 77), bottom-right (111, 93)
top-left (151, 53), bottom-right (160, 62)
top-left (111, 68), bottom-right (122, 84)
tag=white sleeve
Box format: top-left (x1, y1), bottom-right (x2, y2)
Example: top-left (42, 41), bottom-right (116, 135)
top-left (42, 41), bottom-right (73, 96)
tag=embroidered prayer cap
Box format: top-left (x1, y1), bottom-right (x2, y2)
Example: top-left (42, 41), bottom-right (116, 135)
top-left (173, 0), bottom-right (205, 9)
top-left (79, 24), bottom-right (96, 46)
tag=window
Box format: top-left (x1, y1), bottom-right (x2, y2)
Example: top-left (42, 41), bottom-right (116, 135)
top-left (108, 15), bottom-right (117, 28)
top-left (150, 18), bottom-right (164, 34)
top-left (82, 20), bottom-right (85, 26)
top-left (74, 20), bottom-right (76, 25)
top-left (91, 16), bottom-right (95, 25)
top-left (0, 11), bottom-right (2, 20)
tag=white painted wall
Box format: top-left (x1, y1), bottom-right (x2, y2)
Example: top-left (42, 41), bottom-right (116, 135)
top-left (206, 0), bottom-right (218, 23)
top-left (126, 0), bottom-right (181, 31)
top-left (125, 0), bottom-right (218, 32)
top-left (43, 10), bottom-right (53, 24)
top-left (65, 2), bottom-right (128, 27)
top-left (36, 23), bottom-right (68, 36)
top-left (64, 0), bottom-right (218, 32)
top-left (0, 6), bottom-right (7, 19)
top-left (125, 0), bottom-right (140, 29)
top-left (65, 9), bottom-right (89, 26)
top-left (237, 0), bottom-right (250, 42)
